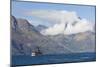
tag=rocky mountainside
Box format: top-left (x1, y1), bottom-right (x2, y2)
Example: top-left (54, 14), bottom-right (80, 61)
top-left (11, 16), bottom-right (95, 56)
top-left (11, 16), bottom-right (72, 56)
top-left (47, 31), bottom-right (95, 53)
top-left (35, 25), bottom-right (48, 32)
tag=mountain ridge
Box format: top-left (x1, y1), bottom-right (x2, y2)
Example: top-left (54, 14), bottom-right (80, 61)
top-left (11, 16), bottom-right (95, 56)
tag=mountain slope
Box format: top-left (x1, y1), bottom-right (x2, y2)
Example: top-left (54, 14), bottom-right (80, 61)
top-left (11, 16), bottom-right (72, 55)
top-left (35, 25), bottom-right (48, 32)
top-left (11, 16), bottom-right (95, 56)
top-left (47, 31), bottom-right (95, 53)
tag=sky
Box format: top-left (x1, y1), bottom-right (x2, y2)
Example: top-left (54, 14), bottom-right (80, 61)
top-left (12, 1), bottom-right (96, 35)
top-left (12, 1), bottom-right (95, 26)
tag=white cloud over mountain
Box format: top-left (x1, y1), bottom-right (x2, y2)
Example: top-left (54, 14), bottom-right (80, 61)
top-left (63, 19), bottom-right (94, 35)
top-left (30, 10), bottom-right (94, 35)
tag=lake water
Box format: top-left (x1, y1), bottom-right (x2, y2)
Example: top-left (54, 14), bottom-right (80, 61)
top-left (11, 52), bottom-right (96, 66)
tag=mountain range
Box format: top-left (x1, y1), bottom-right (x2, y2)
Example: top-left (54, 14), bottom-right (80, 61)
top-left (11, 16), bottom-right (95, 56)
top-left (35, 25), bottom-right (48, 32)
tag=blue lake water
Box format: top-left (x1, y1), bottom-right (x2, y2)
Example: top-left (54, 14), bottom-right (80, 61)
top-left (11, 52), bottom-right (96, 66)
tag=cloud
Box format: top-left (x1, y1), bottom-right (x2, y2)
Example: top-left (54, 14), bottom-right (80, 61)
top-left (29, 10), bottom-right (94, 35)
top-left (41, 19), bottom-right (94, 35)
top-left (64, 19), bottom-right (94, 35)
top-left (41, 23), bottom-right (65, 35)
top-left (30, 10), bottom-right (79, 24)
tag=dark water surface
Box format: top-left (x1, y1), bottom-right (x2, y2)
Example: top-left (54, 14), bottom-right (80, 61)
top-left (11, 52), bottom-right (96, 66)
